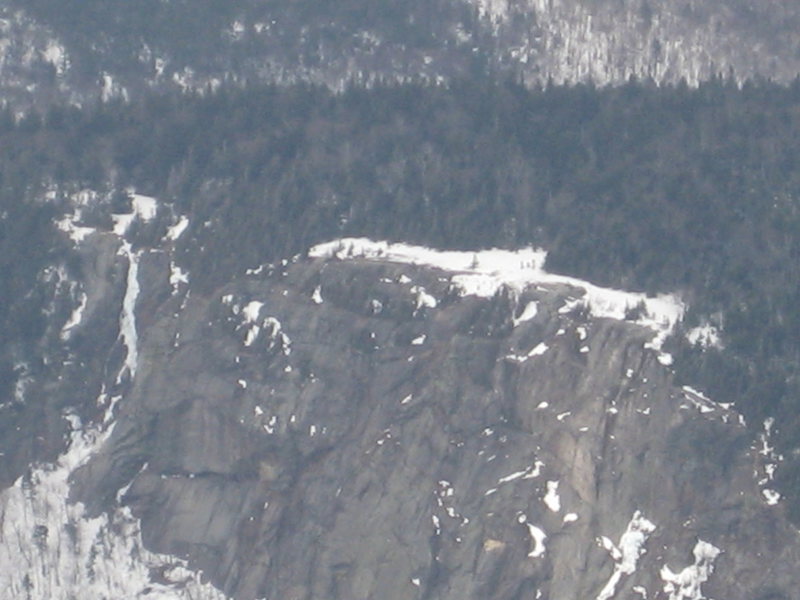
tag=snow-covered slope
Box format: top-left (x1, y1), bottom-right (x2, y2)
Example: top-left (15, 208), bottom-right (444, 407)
top-left (0, 414), bottom-right (228, 600)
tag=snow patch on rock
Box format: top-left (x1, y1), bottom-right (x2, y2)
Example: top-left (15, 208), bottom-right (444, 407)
top-left (520, 517), bottom-right (546, 558)
top-left (660, 540), bottom-right (721, 600)
top-left (112, 193), bottom-right (158, 236)
top-left (756, 417), bottom-right (784, 505)
top-left (685, 323), bottom-right (722, 350)
top-left (56, 212), bottom-right (96, 244)
top-left (543, 480), bottom-right (561, 512)
top-left (513, 300), bottom-right (539, 326)
top-left (169, 261), bottom-right (189, 293)
top-left (230, 299), bottom-right (291, 353)
top-left (242, 300), bottom-right (264, 324)
top-left (497, 460), bottom-right (544, 485)
top-left (411, 285), bottom-right (437, 310)
top-left (681, 386), bottom-right (718, 414)
top-left (529, 342), bottom-right (549, 357)
top-left (309, 239), bottom-right (684, 350)
top-left (596, 511), bottom-right (656, 600)
top-left (166, 215), bottom-right (189, 241)
top-left (61, 292), bottom-right (87, 340)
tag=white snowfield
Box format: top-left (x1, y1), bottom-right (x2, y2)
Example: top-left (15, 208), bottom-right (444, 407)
top-left (310, 238), bottom-right (685, 349)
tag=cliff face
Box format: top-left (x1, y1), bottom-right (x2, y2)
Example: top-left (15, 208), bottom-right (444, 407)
top-left (2, 0), bottom-right (800, 109)
top-left (1, 195), bottom-right (798, 599)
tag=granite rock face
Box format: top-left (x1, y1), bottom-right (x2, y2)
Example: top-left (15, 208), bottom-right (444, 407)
top-left (0, 197), bottom-right (798, 599)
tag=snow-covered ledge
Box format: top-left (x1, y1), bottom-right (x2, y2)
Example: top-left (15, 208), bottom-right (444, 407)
top-left (309, 238), bottom-right (685, 360)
